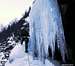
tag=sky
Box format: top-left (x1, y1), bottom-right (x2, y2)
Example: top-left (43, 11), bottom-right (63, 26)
top-left (0, 0), bottom-right (33, 27)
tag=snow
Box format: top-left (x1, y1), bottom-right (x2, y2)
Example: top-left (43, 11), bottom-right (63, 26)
top-left (8, 41), bottom-right (25, 61)
top-left (0, 52), bottom-right (4, 61)
top-left (5, 42), bottom-right (55, 66)
top-left (5, 54), bottom-right (55, 66)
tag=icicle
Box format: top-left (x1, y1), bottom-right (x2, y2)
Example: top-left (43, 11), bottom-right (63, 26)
top-left (28, 0), bottom-right (67, 63)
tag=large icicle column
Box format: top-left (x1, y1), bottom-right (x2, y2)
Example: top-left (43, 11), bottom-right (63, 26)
top-left (28, 0), bottom-right (67, 63)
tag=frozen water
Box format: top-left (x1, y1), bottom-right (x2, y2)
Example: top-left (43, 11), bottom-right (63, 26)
top-left (28, 0), bottom-right (67, 62)
top-left (4, 0), bottom-right (67, 66)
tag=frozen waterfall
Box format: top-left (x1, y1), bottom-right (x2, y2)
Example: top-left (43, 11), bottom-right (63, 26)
top-left (28, 0), bottom-right (67, 63)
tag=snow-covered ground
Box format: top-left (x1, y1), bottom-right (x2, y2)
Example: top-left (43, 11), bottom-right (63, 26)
top-left (5, 53), bottom-right (55, 66)
top-left (5, 43), bottom-right (55, 66)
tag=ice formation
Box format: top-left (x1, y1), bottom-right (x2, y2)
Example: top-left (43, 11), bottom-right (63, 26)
top-left (4, 0), bottom-right (68, 66)
top-left (28, 0), bottom-right (67, 62)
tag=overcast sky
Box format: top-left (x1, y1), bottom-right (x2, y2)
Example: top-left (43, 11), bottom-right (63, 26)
top-left (0, 0), bottom-right (33, 27)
